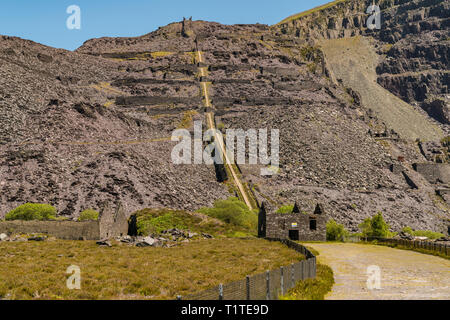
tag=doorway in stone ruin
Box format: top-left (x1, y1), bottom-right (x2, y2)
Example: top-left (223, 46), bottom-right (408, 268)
top-left (289, 230), bottom-right (299, 241)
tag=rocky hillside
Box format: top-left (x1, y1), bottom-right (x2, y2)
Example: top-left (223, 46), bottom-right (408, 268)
top-left (0, 32), bottom-right (229, 216)
top-left (276, 0), bottom-right (449, 128)
top-left (0, 7), bottom-right (448, 233)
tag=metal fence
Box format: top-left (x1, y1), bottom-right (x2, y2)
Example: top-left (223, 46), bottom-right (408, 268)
top-left (178, 238), bottom-right (317, 300)
top-left (362, 237), bottom-right (450, 256)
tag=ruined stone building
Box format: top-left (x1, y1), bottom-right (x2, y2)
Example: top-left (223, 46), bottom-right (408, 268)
top-left (258, 202), bottom-right (327, 241)
top-left (0, 203), bottom-right (129, 240)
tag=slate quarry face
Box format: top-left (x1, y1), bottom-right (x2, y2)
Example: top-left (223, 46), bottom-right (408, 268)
top-left (0, 16), bottom-right (448, 233)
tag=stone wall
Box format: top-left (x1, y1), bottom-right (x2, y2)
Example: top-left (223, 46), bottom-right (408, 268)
top-left (0, 203), bottom-right (130, 240)
top-left (0, 220), bottom-right (100, 240)
top-left (115, 96), bottom-right (201, 107)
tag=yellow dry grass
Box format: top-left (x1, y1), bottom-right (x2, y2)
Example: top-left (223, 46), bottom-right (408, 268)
top-left (0, 238), bottom-right (303, 300)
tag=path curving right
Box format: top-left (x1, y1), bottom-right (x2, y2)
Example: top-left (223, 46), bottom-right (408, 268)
top-left (307, 243), bottom-right (450, 300)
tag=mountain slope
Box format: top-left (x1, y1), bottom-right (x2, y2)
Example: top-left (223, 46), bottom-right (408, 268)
top-left (0, 10), bottom-right (448, 233)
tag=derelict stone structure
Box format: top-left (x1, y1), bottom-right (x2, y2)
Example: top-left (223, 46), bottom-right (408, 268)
top-left (0, 220), bottom-right (100, 240)
top-left (0, 203), bottom-right (129, 240)
top-left (258, 201), bottom-right (327, 241)
top-left (412, 163), bottom-right (450, 184)
top-left (98, 202), bottom-right (129, 239)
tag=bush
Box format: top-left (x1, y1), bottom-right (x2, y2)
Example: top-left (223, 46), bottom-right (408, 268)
top-left (326, 219), bottom-right (348, 241)
top-left (402, 227), bottom-right (444, 240)
top-left (276, 205), bottom-right (294, 214)
top-left (135, 209), bottom-right (190, 235)
top-left (359, 212), bottom-right (391, 238)
top-left (197, 197), bottom-right (257, 230)
top-left (78, 210), bottom-right (99, 221)
top-left (5, 203), bottom-right (57, 221)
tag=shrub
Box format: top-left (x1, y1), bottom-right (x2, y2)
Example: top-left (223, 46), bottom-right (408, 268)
top-left (5, 203), bottom-right (57, 221)
top-left (359, 212), bottom-right (391, 238)
top-left (326, 219), bottom-right (348, 241)
top-left (78, 209), bottom-right (99, 221)
top-left (276, 205), bottom-right (294, 214)
top-left (135, 209), bottom-right (190, 235)
top-left (402, 227), bottom-right (444, 240)
top-left (197, 197), bottom-right (257, 230)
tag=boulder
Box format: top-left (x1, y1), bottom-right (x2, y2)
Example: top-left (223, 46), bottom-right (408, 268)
top-left (0, 233), bottom-right (8, 241)
top-left (28, 236), bottom-right (47, 241)
top-left (136, 236), bottom-right (159, 247)
top-left (96, 239), bottom-right (112, 247)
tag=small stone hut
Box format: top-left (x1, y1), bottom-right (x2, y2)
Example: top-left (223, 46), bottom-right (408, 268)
top-left (258, 201), bottom-right (327, 241)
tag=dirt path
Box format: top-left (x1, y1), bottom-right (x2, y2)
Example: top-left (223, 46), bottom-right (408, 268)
top-left (307, 243), bottom-right (450, 300)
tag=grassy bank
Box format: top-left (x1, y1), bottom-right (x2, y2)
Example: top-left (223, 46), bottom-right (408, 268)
top-left (0, 238), bottom-right (303, 300)
top-left (280, 263), bottom-right (334, 300)
top-left (364, 241), bottom-right (449, 260)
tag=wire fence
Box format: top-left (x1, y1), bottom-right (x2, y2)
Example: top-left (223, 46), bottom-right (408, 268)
top-left (177, 238), bottom-right (316, 300)
top-left (361, 237), bottom-right (450, 256)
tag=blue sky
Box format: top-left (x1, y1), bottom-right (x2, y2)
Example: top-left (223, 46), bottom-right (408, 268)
top-left (0, 0), bottom-right (329, 51)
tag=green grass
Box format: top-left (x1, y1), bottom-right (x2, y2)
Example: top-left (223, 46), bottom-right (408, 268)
top-left (304, 246), bottom-right (320, 257)
top-left (0, 238), bottom-right (304, 300)
top-left (277, 0), bottom-right (349, 25)
top-left (280, 263), bottom-right (334, 300)
top-left (134, 207), bottom-right (254, 238)
top-left (402, 227), bottom-right (445, 240)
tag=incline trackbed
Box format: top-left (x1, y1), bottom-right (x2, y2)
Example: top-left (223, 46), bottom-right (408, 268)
top-left (307, 243), bottom-right (450, 300)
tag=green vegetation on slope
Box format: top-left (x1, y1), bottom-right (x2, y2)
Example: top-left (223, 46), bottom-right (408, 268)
top-left (197, 197), bottom-right (258, 231)
top-left (280, 263), bottom-right (334, 300)
top-left (134, 206), bottom-right (253, 237)
top-left (5, 203), bottom-right (57, 221)
top-left (277, 0), bottom-right (349, 25)
top-left (401, 227), bottom-right (445, 240)
top-left (0, 238), bottom-right (303, 300)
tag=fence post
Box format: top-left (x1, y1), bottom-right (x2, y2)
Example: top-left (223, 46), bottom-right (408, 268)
top-left (266, 270), bottom-right (270, 300)
top-left (291, 263), bottom-right (295, 288)
top-left (306, 260), bottom-right (310, 279)
top-left (280, 267), bottom-right (284, 296)
top-left (219, 283), bottom-right (223, 300)
top-left (246, 276), bottom-right (250, 300)
top-left (313, 258), bottom-right (317, 278)
top-left (300, 261), bottom-right (304, 280)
